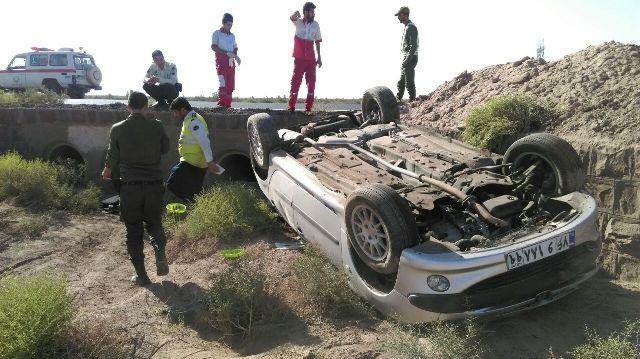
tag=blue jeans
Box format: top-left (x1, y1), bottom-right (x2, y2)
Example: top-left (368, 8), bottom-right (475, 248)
top-left (166, 161), bottom-right (207, 202)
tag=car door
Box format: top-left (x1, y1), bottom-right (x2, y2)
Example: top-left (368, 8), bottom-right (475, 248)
top-left (290, 178), bottom-right (342, 266)
top-left (0, 56), bottom-right (26, 89)
top-left (26, 53), bottom-right (49, 87)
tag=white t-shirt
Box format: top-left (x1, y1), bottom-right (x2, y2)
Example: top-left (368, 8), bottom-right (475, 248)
top-left (292, 18), bottom-right (322, 42)
top-left (212, 30), bottom-right (237, 52)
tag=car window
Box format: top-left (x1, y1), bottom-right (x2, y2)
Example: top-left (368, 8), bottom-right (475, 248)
top-left (29, 54), bottom-right (48, 66)
top-left (73, 55), bottom-right (94, 70)
top-left (8, 56), bottom-right (26, 70)
top-left (50, 54), bottom-right (68, 66)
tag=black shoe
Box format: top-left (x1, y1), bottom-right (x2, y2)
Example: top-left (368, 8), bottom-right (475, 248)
top-left (130, 274), bottom-right (151, 286)
top-left (156, 252), bottom-right (169, 276)
top-left (288, 108), bottom-right (295, 114)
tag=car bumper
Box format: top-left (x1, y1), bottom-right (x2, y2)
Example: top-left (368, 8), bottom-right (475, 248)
top-left (352, 193), bottom-right (602, 323)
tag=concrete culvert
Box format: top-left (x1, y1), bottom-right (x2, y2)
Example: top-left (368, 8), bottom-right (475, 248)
top-left (218, 154), bottom-right (255, 182)
top-left (48, 145), bottom-right (84, 164)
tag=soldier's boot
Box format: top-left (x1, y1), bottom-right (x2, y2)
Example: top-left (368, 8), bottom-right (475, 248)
top-left (155, 250), bottom-right (169, 276)
top-left (130, 259), bottom-right (151, 286)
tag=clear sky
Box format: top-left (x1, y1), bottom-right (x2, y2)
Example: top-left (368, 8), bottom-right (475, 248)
top-left (1, 0), bottom-right (638, 99)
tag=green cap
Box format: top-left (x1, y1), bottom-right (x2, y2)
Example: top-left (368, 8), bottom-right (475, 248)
top-left (394, 6), bottom-right (410, 16)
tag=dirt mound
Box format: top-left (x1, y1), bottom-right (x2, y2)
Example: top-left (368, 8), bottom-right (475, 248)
top-left (402, 41), bottom-right (640, 147)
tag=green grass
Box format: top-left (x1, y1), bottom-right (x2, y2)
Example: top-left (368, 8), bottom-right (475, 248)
top-left (292, 245), bottom-right (371, 318)
top-left (0, 274), bottom-right (73, 359)
top-left (0, 89), bottom-right (65, 105)
top-left (0, 152), bottom-right (98, 213)
top-left (206, 260), bottom-right (267, 336)
top-left (180, 183), bottom-right (276, 241)
top-left (569, 320), bottom-right (640, 359)
top-left (379, 319), bottom-right (483, 359)
top-left (463, 93), bottom-right (559, 153)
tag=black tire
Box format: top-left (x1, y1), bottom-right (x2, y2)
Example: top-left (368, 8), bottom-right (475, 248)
top-left (67, 90), bottom-right (85, 99)
top-left (361, 86), bottom-right (399, 124)
top-left (345, 183), bottom-right (418, 274)
top-left (247, 113), bottom-right (279, 170)
top-left (42, 80), bottom-right (62, 94)
top-left (504, 133), bottom-right (585, 196)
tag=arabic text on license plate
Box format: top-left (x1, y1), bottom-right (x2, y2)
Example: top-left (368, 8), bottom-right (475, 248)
top-left (505, 231), bottom-right (575, 270)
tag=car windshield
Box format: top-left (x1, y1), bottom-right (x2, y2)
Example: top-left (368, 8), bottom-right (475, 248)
top-left (7, 56), bottom-right (26, 70)
top-left (73, 55), bottom-right (95, 70)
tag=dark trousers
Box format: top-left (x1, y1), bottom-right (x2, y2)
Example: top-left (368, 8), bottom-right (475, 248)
top-left (397, 55), bottom-right (418, 101)
top-left (119, 182), bottom-right (167, 266)
top-left (166, 161), bottom-right (207, 202)
top-left (143, 83), bottom-right (179, 105)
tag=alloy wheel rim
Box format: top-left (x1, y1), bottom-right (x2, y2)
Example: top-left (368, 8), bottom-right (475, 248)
top-left (351, 204), bottom-right (389, 261)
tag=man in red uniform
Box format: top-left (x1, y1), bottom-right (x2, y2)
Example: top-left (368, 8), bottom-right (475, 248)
top-left (288, 2), bottom-right (322, 113)
top-left (211, 13), bottom-right (241, 108)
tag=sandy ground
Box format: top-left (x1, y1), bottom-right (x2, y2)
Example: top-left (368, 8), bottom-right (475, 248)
top-left (1, 203), bottom-right (638, 358)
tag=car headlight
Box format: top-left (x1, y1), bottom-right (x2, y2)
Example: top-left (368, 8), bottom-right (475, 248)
top-left (427, 275), bottom-right (450, 292)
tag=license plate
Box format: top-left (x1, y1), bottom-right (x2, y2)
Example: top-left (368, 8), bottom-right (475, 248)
top-left (505, 231), bottom-right (575, 270)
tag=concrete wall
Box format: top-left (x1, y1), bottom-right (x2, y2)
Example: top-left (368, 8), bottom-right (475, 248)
top-left (570, 138), bottom-right (640, 280)
top-left (0, 107), bottom-right (315, 183)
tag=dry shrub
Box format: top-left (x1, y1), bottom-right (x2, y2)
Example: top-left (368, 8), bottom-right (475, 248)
top-left (0, 274), bottom-right (73, 359)
top-left (570, 320), bottom-right (640, 359)
top-left (379, 319), bottom-right (483, 359)
top-left (463, 93), bottom-right (559, 153)
top-left (167, 184), bottom-right (276, 259)
top-left (291, 245), bottom-right (371, 319)
top-left (205, 259), bottom-right (268, 336)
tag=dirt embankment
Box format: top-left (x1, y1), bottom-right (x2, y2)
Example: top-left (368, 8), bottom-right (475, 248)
top-left (401, 41), bottom-right (640, 147)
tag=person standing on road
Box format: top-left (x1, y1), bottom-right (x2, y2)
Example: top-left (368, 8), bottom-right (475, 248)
top-left (211, 13), bottom-right (241, 108)
top-left (102, 91), bottom-right (171, 286)
top-left (395, 6), bottom-right (419, 102)
top-left (287, 2), bottom-right (322, 113)
top-left (166, 97), bottom-right (220, 202)
top-left (143, 50), bottom-right (180, 110)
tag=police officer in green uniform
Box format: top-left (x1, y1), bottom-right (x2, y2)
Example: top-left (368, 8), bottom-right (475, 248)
top-left (395, 6), bottom-right (419, 102)
top-left (166, 97), bottom-right (220, 202)
top-left (102, 91), bottom-right (170, 286)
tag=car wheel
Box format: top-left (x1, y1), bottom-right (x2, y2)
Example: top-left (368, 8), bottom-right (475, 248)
top-left (361, 86), bottom-right (399, 124)
top-left (247, 113), bottom-right (279, 170)
top-left (67, 90), bottom-right (85, 99)
top-left (43, 80), bottom-right (62, 94)
top-left (345, 183), bottom-right (418, 274)
top-left (504, 133), bottom-right (585, 196)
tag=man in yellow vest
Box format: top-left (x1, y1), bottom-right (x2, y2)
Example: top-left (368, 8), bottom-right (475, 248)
top-left (166, 97), bottom-right (220, 201)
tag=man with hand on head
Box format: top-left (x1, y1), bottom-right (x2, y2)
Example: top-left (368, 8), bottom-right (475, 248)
top-left (288, 2), bottom-right (322, 114)
top-left (211, 13), bottom-right (240, 108)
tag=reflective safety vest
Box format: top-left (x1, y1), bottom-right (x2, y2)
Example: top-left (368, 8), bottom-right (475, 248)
top-left (178, 112), bottom-right (209, 168)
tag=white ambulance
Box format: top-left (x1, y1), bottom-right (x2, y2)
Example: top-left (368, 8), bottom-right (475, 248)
top-left (0, 47), bottom-right (102, 99)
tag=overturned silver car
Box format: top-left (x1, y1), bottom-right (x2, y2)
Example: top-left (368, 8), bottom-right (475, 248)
top-left (247, 86), bottom-right (602, 322)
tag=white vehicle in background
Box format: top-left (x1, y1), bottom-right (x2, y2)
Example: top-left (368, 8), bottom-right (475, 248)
top-left (247, 86), bottom-right (602, 323)
top-left (0, 47), bottom-right (102, 99)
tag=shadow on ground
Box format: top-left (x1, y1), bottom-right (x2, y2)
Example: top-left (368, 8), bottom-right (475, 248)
top-left (480, 276), bottom-right (640, 358)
